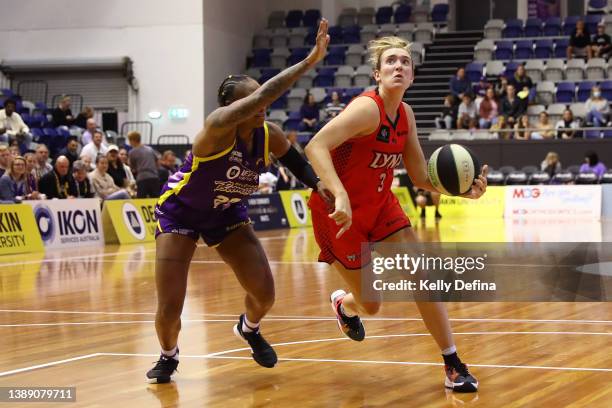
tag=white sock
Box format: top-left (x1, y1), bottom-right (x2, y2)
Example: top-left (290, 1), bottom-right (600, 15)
top-left (242, 315), bottom-right (260, 333)
top-left (441, 345), bottom-right (457, 356)
top-left (162, 346), bottom-right (179, 361)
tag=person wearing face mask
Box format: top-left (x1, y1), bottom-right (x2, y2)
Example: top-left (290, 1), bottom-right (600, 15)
top-left (585, 86), bottom-right (609, 127)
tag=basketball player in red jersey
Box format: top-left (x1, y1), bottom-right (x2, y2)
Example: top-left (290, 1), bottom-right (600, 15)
top-left (306, 37), bottom-right (488, 393)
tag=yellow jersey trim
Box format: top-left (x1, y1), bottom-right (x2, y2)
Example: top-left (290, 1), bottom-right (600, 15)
top-left (263, 122), bottom-right (270, 167)
top-left (157, 141), bottom-right (236, 207)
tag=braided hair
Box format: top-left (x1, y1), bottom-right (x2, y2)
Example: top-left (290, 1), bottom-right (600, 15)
top-left (217, 75), bottom-right (252, 106)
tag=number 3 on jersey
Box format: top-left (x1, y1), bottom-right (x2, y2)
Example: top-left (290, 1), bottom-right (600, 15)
top-left (377, 173), bottom-right (386, 192)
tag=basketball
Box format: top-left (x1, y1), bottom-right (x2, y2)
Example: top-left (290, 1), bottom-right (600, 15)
top-left (427, 144), bottom-right (480, 196)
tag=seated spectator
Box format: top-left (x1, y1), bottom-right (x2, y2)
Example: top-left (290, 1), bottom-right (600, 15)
top-left (57, 136), bottom-right (80, 168)
top-left (160, 150), bottom-right (178, 174)
top-left (510, 64), bottom-right (535, 105)
top-left (541, 151), bottom-right (562, 177)
top-left (128, 131), bottom-right (161, 198)
top-left (258, 171), bottom-right (278, 194)
top-left (81, 130), bottom-right (108, 163)
top-left (555, 109), bottom-right (581, 139)
top-left (33, 144), bottom-right (53, 180)
top-left (495, 76), bottom-right (509, 100)
top-left (81, 118), bottom-right (103, 145)
top-left (0, 144), bottom-right (10, 177)
top-left (531, 111), bottom-right (555, 139)
top-left (585, 86), bottom-right (609, 127)
top-left (579, 151), bottom-right (607, 177)
top-left (8, 144), bottom-right (20, 158)
top-left (0, 99), bottom-right (32, 153)
top-left (456, 94), bottom-right (477, 129)
top-left (501, 84), bottom-right (525, 127)
top-left (473, 76), bottom-right (489, 100)
top-left (491, 115), bottom-right (511, 139)
top-left (37, 156), bottom-right (75, 199)
top-left (51, 96), bottom-right (75, 127)
top-left (479, 88), bottom-right (499, 129)
top-left (23, 152), bottom-right (39, 195)
top-left (80, 153), bottom-right (94, 172)
top-left (324, 91), bottom-right (346, 119)
top-left (592, 23), bottom-right (612, 58)
top-left (449, 67), bottom-right (470, 98)
top-left (299, 93), bottom-right (319, 132)
top-left (435, 95), bottom-right (457, 130)
top-left (513, 114), bottom-right (532, 140)
top-left (72, 160), bottom-right (94, 198)
top-left (89, 155), bottom-right (131, 200)
top-left (74, 106), bottom-right (94, 129)
top-left (106, 145), bottom-right (129, 188)
top-left (567, 20), bottom-right (592, 59)
top-left (0, 156), bottom-right (40, 203)
top-left (118, 147), bottom-right (136, 186)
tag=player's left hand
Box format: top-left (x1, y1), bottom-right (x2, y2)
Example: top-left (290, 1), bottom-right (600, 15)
top-left (316, 181), bottom-right (335, 210)
top-left (461, 165), bottom-right (488, 200)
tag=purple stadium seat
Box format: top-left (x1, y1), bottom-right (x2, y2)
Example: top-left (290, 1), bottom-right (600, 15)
top-left (534, 39), bottom-right (554, 58)
top-left (288, 48), bottom-right (309, 65)
top-left (286, 10), bottom-right (304, 28)
top-left (31, 128), bottom-right (43, 142)
top-left (394, 5), bottom-right (412, 23)
top-left (303, 9), bottom-right (321, 27)
top-left (284, 111), bottom-right (303, 131)
top-left (252, 49), bottom-right (272, 67)
top-left (524, 18), bottom-right (542, 37)
top-left (504, 61), bottom-right (521, 76)
top-left (556, 82), bottom-right (576, 103)
top-left (271, 92), bottom-right (288, 110)
top-left (314, 67), bottom-right (337, 87)
top-left (324, 46), bottom-right (346, 65)
top-left (584, 14), bottom-right (603, 33)
top-left (431, 4), bottom-right (449, 23)
top-left (495, 41), bottom-right (514, 60)
top-left (305, 27), bottom-right (317, 45)
top-left (577, 81), bottom-right (596, 102)
top-left (465, 62), bottom-right (484, 82)
top-left (259, 68), bottom-right (281, 84)
top-left (515, 40), bottom-right (534, 59)
top-left (343, 26), bottom-right (361, 44)
top-left (328, 25), bottom-right (344, 44)
top-left (584, 129), bottom-right (602, 138)
top-left (543, 17), bottom-right (561, 36)
top-left (554, 38), bottom-right (569, 58)
top-left (563, 16), bottom-right (580, 35)
top-left (375, 6), bottom-right (393, 25)
top-left (502, 19), bottom-right (523, 38)
top-left (600, 80), bottom-right (612, 99)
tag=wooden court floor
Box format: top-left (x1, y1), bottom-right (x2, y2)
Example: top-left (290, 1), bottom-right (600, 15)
top-left (0, 217), bottom-right (611, 407)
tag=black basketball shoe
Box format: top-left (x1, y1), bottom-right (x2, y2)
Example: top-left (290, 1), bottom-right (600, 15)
top-left (330, 289), bottom-right (365, 341)
top-left (146, 351), bottom-right (179, 384)
top-left (444, 362), bottom-right (479, 393)
top-left (233, 314), bottom-right (277, 368)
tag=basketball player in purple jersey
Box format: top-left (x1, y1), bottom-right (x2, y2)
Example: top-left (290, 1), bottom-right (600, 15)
top-left (146, 20), bottom-right (331, 383)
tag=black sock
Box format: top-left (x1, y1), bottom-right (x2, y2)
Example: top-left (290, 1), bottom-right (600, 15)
top-left (442, 352), bottom-right (462, 367)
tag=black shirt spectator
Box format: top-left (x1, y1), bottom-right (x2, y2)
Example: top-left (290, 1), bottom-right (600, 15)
top-left (501, 84), bottom-right (525, 126)
top-left (74, 107), bottom-right (94, 129)
top-left (38, 156), bottom-right (76, 199)
top-left (72, 160), bottom-right (94, 198)
top-left (568, 20), bottom-right (592, 59)
top-left (56, 137), bottom-right (80, 168)
top-left (106, 145), bottom-right (128, 188)
top-left (592, 24), bottom-right (612, 58)
top-left (51, 96), bottom-right (75, 127)
top-left (449, 67), bottom-right (471, 97)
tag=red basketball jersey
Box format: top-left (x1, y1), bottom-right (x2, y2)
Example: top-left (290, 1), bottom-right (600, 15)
top-left (311, 89), bottom-right (410, 212)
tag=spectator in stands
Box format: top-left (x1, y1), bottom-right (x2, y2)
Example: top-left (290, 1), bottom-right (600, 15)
top-left (81, 130), bottom-right (109, 164)
top-left (128, 131), bottom-right (161, 198)
top-left (0, 156), bottom-right (40, 203)
top-left (81, 118), bottom-right (103, 145)
top-left (555, 109), bottom-right (581, 139)
top-left (491, 115), bottom-right (511, 139)
top-left (479, 88), bottom-right (499, 129)
top-left (287, 129), bottom-right (304, 154)
top-left (449, 67), bottom-right (470, 98)
top-left (585, 86), bottom-right (610, 127)
top-left (38, 156), bottom-right (75, 199)
top-left (72, 160), bottom-right (94, 198)
top-left (258, 171), bottom-right (278, 194)
top-left (74, 106), bottom-right (94, 129)
top-left (473, 76), bottom-right (489, 101)
top-left (510, 64), bottom-right (535, 104)
top-left (160, 150), bottom-right (178, 174)
top-left (501, 84), bottom-right (525, 127)
top-left (8, 144), bottom-right (20, 158)
top-left (0, 144), bottom-right (10, 177)
top-left (495, 76), bottom-right (509, 100)
top-left (118, 147), bottom-right (136, 186)
top-left (435, 95), bottom-right (456, 130)
top-left (324, 91), bottom-right (346, 119)
top-left (57, 136), bottom-right (80, 168)
top-left (456, 94), bottom-right (477, 129)
top-left (33, 144), bottom-right (52, 180)
top-left (0, 99), bottom-right (32, 152)
top-left (531, 112), bottom-right (555, 139)
top-left (592, 23), bottom-right (612, 59)
top-left (541, 152), bottom-right (562, 177)
top-left (80, 153), bottom-right (94, 172)
top-left (51, 96), bottom-right (75, 127)
top-left (513, 114), bottom-right (532, 140)
top-left (106, 145), bottom-right (129, 188)
top-left (89, 154), bottom-right (131, 200)
top-left (23, 153), bottom-right (39, 196)
top-left (300, 93), bottom-right (319, 132)
top-left (580, 151), bottom-right (607, 178)
top-left (567, 20), bottom-right (592, 60)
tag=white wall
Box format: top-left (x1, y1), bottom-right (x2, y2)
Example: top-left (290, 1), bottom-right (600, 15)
top-left (0, 0), bottom-right (203, 142)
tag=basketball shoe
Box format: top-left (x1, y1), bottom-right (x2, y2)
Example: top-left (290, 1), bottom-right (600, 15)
top-left (330, 289), bottom-right (365, 341)
top-left (146, 350), bottom-right (179, 384)
top-left (444, 362), bottom-right (478, 393)
top-left (233, 314), bottom-right (277, 368)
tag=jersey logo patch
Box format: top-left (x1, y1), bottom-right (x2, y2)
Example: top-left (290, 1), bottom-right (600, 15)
top-left (376, 125), bottom-right (391, 143)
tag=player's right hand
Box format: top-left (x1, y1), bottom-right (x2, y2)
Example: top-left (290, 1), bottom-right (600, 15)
top-left (329, 193), bottom-right (352, 239)
top-left (305, 18), bottom-right (330, 66)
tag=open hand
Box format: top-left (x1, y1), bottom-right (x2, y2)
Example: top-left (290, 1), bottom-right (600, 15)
top-left (460, 165), bottom-right (488, 199)
top-left (305, 18), bottom-right (330, 66)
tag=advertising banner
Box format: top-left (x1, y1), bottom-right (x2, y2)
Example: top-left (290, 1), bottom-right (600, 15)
top-left (27, 198), bottom-right (104, 249)
top-left (102, 199), bottom-right (158, 244)
top-left (279, 190), bottom-right (312, 228)
top-left (247, 194), bottom-right (289, 231)
top-left (0, 204), bottom-right (44, 255)
top-left (504, 185), bottom-right (601, 218)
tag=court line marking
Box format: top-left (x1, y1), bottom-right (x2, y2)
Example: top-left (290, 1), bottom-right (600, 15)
top-left (0, 353), bottom-right (101, 377)
top-left (1, 310), bottom-right (611, 325)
